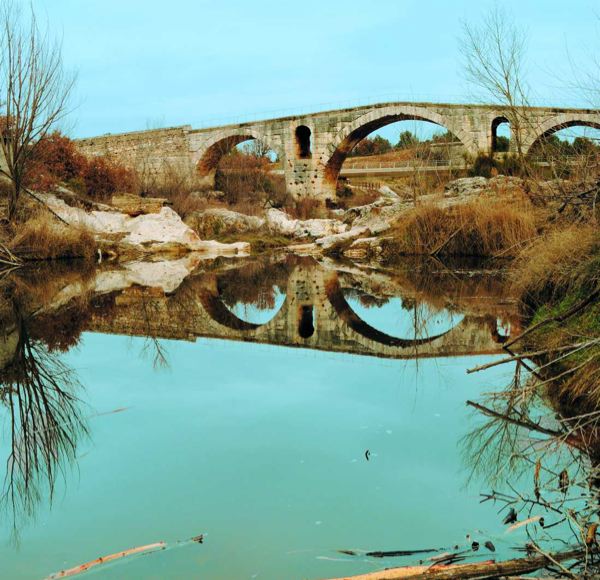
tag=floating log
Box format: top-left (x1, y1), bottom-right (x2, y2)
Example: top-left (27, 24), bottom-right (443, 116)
top-left (324, 548), bottom-right (582, 580)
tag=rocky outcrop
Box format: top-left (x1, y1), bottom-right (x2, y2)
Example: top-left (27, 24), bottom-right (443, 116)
top-left (342, 237), bottom-right (384, 260)
top-left (443, 176), bottom-right (489, 197)
top-left (111, 193), bottom-right (169, 216)
top-left (185, 208), bottom-right (265, 238)
top-left (265, 208), bottom-right (348, 238)
top-left (351, 203), bottom-right (408, 234)
top-left (315, 226), bottom-right (371, 252)
top-left (41, 193), bottom-right (250, 257)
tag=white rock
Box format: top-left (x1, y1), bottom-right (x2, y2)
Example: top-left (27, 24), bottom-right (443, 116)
top-left (315, 226), bottom-right (371, 250)
top-left (266, 208), bottom-right (347, 238)
top-left (41, 193), bottom-right (248, 256)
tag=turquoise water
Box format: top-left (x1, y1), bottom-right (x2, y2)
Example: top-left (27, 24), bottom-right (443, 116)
top-left (0, 331), bottom-right (518, 579)
top-left (0, 257), bottom-right (539, 579)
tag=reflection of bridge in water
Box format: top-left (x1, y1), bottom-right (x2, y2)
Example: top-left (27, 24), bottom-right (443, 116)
top-left (86, 258), bottom-right (519, 359)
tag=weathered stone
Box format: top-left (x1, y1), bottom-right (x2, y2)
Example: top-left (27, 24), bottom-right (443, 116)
top-left (315, 226), bottom-right (371, 251)
top-left (40, 193), bottom-right (250, 257)
top-left (378, 185), bottom-right (401, 201)
top-left (185, 208), bottom-right (265, 238)
top-left (74, 103), bottom-right (599, 201)
top-left (488, 175), bottom-right (524, 192)
top-left (352, 203), bottom-right (408, 234)
top-left (343, 236), bottom-right (383, 260)
top-left (443, 176), bottom-right (489, 198)
top-left (111, 193), bottom-right (168, 216)
top-left (265, 208), bottom-right (347, 238)
top-left (189, 190), bottom-right (225, 202)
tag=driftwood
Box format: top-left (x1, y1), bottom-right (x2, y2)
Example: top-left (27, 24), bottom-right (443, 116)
top-left (325, 548), bottom-right (583, 580)
top-left (365, 549), bottom-right (439, 558)
top-left (45, 534), bottom-right (204, 579)
top-left (45, 542), bottom-right (166, 578)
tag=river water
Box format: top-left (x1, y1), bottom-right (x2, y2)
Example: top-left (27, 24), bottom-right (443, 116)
top-left (0, 254), bottom-right (570, 579)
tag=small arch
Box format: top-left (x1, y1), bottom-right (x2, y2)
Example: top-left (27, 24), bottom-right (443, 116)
top-left (298, 305), bottom-right (315, 338)
top-left (295, 125), bottom-right (312, 159)
top-left (491, 117), bottom-right (510, 153)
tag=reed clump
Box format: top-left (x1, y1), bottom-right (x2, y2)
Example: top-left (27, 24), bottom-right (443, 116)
top-left (8, 212), bottom-right (96, 261)
top-left (382, 198), bottom-right (540, 258)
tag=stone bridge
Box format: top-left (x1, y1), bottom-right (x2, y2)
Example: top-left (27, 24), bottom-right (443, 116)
top-left (85, 260), bottom-right (519, 360)
top-left (77, 101), bottom-right (600, 201)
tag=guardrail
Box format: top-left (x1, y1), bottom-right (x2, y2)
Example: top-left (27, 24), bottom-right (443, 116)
top-left (343, 158), bottom-right (464, 169)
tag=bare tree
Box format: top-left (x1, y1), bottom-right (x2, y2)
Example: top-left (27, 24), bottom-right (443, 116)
top-left (0, 0), bottom-right (75, 221)
top-left (459, 6), bottom-right (530, 162)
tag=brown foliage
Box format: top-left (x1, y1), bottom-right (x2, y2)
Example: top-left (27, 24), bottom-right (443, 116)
top-left (215, 151), bottom-right (287, 207)
top-left (82, 157), bottom-right (134, 201)
top-left (22, 131), bottom-right (134, 201)
top-left (25, 131), bottom-right (87, 191)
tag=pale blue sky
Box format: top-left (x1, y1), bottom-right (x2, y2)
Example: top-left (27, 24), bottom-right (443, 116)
top-left (29, 0), bottom-right (600, 138)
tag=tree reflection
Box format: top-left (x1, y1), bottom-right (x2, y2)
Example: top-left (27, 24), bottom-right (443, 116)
top-left (463, 359), bottom-right (600, 575)
top-left (0, 297), bottom-right (88, 540)
top-left (216, 258), bottom-right (291, 311)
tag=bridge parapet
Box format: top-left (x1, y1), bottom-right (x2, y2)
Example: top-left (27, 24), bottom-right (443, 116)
top-left (76, 102), bottom-right (600, 202)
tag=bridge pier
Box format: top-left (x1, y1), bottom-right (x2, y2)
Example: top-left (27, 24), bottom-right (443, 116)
top-left (75, 102), bottom-right (600, 203)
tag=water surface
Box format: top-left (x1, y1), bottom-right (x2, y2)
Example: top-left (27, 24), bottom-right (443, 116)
top-left (0, 256), bottom-right (536, 579)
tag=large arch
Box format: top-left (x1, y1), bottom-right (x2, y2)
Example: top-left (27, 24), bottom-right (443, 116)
top-left (192, 129), bottom-right (283, 181)
top-left (325, 278), bottom-right (453, 348)
top-left (322, 105), bottom-right (473, 188)
top-left (523, 114), bottom-right (600, 155)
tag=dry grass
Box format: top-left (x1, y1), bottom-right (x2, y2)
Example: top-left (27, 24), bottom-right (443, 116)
top-left (9, 213), bottom-right (96, 261)
top-left (511, 225), bottom-right (599, 299)
top-left (383, 199), bottom-right (539, 258)
top-left (508, 224), bottom-right (600, 410)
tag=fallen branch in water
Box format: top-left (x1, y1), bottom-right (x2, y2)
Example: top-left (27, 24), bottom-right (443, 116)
top-left (45, 542), bottom-right (166, 579)
top-left (466, 341), bottom-right (598, 374)
top-left (365, 548), bottom-right (440, 558)
top-left (325, 548), bottom-right (583, 579)
top-left (44, 534), bottom-right (204, 579)
top-left (0, 241), bottom-right (22, 267)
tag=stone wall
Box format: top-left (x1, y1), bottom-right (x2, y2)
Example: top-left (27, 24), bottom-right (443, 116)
top-left (76, 125), bottom-right (193, 181)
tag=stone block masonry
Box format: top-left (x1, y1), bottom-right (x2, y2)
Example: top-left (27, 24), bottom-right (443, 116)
top-left (76, 101), bottom-right (600, 201)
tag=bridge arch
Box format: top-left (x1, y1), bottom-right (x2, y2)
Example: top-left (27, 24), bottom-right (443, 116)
top-left (325, 278), bottom-right (453, 348)
top-left (192, 128), bottom-right (283, 181)
top-left (524, 113), bottom-right (600, 155)
top-left (322, 105), bottom-right (473, 189)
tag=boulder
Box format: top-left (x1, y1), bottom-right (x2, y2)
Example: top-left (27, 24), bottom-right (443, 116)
top-left (184, 208), bottom-right (265, 238)
top-left (488, 175), bottom-right (524, 193)
top-left (315, 226), bottom-right (371, 251)
top-left (188, 190), bottom-right (225, 202)
top-left (351, 203), bottom-right (408, 235)
top-left (40, 193), bottom-right (250, 257)
top-left (265, 208), bottom-right (347, 238)
top-left (111, 193), bottom-right (169, 216)
top-left (343, 236), bottom-right (383, 260)
top-left (378, 185), bottom-right (401, 201)
top-left (444, 176), bottom-right (489, 198)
